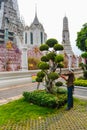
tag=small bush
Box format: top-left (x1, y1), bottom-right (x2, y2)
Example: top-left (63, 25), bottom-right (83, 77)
top-left (55, 81), bottom-right (63, 86)
top-left (83, 70), bottom-right (87, 79)
top-left (74, 79), bottom-right (87, 87)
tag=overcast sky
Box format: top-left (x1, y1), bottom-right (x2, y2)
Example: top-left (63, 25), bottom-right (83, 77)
top-left (17, 0), bottom-right (87, 55)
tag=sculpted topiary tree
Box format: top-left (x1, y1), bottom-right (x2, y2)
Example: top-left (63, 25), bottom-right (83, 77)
top-left (36, 38), bottom-right (64, 93)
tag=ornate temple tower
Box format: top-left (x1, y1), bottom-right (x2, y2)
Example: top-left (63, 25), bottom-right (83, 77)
top-left (0, 0), bottom-right (28, 71)
top-left (61, 16), bottom-right (77, 69)
top-left (0, 0), bottom-right (24, 45)
top-left (62, 16), bottom-right (74, 55)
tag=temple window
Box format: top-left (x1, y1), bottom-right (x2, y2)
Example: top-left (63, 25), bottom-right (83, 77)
top-left (25, 32), bottom-right (27, 44)
top-left (30, 32), bottom-right (33, 44)
top-left (40, 32), bottom-right (43, 44)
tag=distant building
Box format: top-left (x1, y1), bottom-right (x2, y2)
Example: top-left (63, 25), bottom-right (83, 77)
top-left (23, 11), bottom-right (47, 47)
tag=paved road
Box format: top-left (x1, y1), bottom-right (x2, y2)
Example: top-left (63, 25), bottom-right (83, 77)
top-left (0, 82), bottom-right (87, 105)
top-left (74, 86), bottom-right (87, 99)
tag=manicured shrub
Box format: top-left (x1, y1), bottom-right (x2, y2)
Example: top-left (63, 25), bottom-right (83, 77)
top-left (23, 90), bottom-right (67, 108)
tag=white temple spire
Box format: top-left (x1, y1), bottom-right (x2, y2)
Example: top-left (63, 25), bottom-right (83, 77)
top-left (33, 4), bottom-right (39, 25)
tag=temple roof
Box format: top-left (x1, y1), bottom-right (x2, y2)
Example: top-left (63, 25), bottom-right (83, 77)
top-left (32, 13), bottom-right (39, 25)
top-left (29, 11), bottom-right (44, 30)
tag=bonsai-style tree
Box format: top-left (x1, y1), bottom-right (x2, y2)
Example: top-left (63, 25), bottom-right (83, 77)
top-left (36, 38), bottom-right (64, 93)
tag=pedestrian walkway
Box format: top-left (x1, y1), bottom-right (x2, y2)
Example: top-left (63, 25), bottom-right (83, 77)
top-left (0, 104), bottom-right (87, 130)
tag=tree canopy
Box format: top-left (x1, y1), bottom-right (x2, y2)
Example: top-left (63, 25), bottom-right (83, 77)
top-left (76, 23), bottom-right (87, 51)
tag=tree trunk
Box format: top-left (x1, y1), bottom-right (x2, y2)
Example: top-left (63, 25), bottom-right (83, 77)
top-left (45, 80), bottom-right (53, 93)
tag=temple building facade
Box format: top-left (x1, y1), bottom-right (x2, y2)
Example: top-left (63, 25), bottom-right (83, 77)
top-left (23, 12), bottom-right (47, 47)
top-left (0, 0), bottom-right (81, 71)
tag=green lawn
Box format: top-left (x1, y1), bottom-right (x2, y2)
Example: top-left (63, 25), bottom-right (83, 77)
top-left (0, 98), bottom-right (61, 125)
top-left (0, 97), bottom-right (87, 126)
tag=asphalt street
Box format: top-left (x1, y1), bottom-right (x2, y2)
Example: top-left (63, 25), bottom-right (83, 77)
top-left (0, 82), bottom-right (87, 105)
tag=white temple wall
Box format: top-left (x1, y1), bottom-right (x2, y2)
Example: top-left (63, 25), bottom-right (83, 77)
top-left (24, 28), bottom-right (46, 47)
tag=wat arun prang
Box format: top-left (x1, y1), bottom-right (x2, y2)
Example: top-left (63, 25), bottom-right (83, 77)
top-left (0, 0), bottom-right (24, 71)
top-left (61, 16), bottom-right (81, 69)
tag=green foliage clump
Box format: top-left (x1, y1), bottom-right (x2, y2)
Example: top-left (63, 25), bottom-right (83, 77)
top-left (55, 54), bottom-right (64, 63)
top-left (57, 63), bottom-right (64, 68)
top-left (55, 81), bottom-right (63, 86)
top-left (76, 23), bottom-right (87, 51)
top-left (81, 52), bottom-right (87, 58)
top-left (41, 56), bottom-right (49, 62)
top-left (54, 44), bottom-right (64, 51)
top-left (38, 62), bottom-right (49, 70)
top-left (46, 38), bottom-right (58, 47)
top-left (48, 72), bottom-right (59, 80)
top-left (76, 23), bottom-right (87, 79)
top-left (37, 71), bottom-right (45, 78)
top-left (46, 52), bottom-right (56, 61)
top-left (36, 77), bottom-right (43, 82)
top-left (74, 79), bottom-right (87, 87)
top-left (23, 90), bottom-right (67, 108)
top-left (39, 44), bottom-right (49, 51)
top-left (83, 70), bottom-right (87, 79)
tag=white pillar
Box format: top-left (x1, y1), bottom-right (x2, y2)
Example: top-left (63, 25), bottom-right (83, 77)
top-left (76, 56), bottom-right (79, 68)
top-left (68, 54), bottom-right (72, 70)
top-left (21, 45), bottom-right (28, 71)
